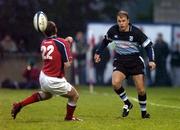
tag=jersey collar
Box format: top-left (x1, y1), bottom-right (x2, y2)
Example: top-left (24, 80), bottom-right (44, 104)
top-left (129, 23), bottom-right (132, 31)
top-left (47, 35), bottom-right (57, 39)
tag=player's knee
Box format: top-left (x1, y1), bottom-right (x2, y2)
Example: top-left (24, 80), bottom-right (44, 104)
top-left (138, 90), bottom-right (146, 96)
top-left (112, 79), bottom-right (121, 88)
top-left (72, 91), bottom-right (79, 102)
top-left (38, 91), bottom-right (52, 100)
top-left (73, 92), bottom-right (79, 101)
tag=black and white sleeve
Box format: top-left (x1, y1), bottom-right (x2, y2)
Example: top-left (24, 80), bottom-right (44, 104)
top-left (138, 30), bottom-right (155, 61)
top-left (96, 27), bottom-right (113, 55)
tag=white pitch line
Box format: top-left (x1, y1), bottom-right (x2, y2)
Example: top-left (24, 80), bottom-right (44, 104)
top-left (130, 97), bottom-right (180, 109)
top-left (89, 92), bottom-right (180, 109)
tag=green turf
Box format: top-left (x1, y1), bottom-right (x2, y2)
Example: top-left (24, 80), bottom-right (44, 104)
top-left (0, 86), bottom-right (180, 130)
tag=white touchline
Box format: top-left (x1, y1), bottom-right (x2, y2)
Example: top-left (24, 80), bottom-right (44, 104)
top-left (130, 97), bottom-right (180, 109)
top-left (88, 92), bottom-right (180, 109)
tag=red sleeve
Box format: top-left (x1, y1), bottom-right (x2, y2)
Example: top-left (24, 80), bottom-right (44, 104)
top-left (59, 38), bottom-right (73, 62)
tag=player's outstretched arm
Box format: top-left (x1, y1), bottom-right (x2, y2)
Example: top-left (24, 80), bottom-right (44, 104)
top-left (65, 36), bottom-right (73, 47)
top-left (64, 61), bottom-right (72, 69)
top-left (144, 43), bottom-right (156, 70)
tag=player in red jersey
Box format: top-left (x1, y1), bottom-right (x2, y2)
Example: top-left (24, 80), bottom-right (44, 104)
top-left (11, 21), bottom-right (82, 121)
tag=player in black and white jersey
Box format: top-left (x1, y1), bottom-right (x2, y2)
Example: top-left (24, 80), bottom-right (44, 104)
top-left (94, 10), bottom-right (156, 118)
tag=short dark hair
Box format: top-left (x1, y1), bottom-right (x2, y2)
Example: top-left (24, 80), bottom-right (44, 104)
top-left (44, 21), bottom-right (57, 37)
top-left (117, 10), bottom-right (129, 19)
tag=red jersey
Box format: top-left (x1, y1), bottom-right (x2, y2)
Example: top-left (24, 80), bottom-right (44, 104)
top-left (41, 36), bottom-right (72, 78)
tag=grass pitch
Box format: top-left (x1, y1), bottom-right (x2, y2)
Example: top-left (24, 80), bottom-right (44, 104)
top-left (0, 86), bottom-right (180, 130)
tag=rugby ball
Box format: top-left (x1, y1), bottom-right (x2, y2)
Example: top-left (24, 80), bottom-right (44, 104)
top-left (33, 11), bottom-right (48, 32)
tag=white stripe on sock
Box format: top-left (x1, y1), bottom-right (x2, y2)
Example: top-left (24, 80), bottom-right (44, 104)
top-left (68, 101), bottom-right (76, 107)
top-left (139, 100), bottom-right (147, 104)
top-left (119, 91), bottom-right (126, 97)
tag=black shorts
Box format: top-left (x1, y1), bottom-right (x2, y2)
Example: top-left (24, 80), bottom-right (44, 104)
top-left (113, 53), bottom-right (145, 77)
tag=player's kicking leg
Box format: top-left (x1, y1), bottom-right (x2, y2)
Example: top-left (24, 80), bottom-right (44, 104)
top-left (112, 71), bottom-right (133, 117)
top-left (114, 86), bottom-right (133, 117)
top-left (11, 91), bottom-right (52, 119)
top-left (61, 87), bottom-right (82, 121)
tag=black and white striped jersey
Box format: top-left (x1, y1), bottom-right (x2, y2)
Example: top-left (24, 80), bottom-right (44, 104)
top-left (96, 23), bottom-right (155, 61)
top-left (106, 24), bottom-right (151, 55)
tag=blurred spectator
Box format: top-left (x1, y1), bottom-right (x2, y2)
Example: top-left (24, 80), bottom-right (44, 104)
top-left (1, 78), bottom-right (18, 89)
top-left (0, 35), bottom-right (18, 53)
top-left (0, 41), bottom-right (4, 59)
top-left (92, 36), bottom-right (110, 85)
top-left (73, 31), bottom-right (88, 85)
top-left (19, 59), bottom-right (40, 89)
top-left (154, 33), bottom-right (171, 86)
top-left (86, 35), bottom-right (96, 93)
top-left (17, 38), bottom-right (27, 53)
top-left (170, 43), bottom-right (180, 87)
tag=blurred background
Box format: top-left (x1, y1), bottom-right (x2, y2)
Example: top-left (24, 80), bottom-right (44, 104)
top-left (0, 0), bottom-right (180, 89)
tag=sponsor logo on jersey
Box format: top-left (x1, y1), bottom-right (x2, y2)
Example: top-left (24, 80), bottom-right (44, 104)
top-left (129, 36), bottom-right (133, 41)
top-left (113, 67), bottom-right (117, 70)
top-left (114, 35), bottom-right (118, 38)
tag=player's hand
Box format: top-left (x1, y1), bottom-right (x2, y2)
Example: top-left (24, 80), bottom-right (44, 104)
top-left (65, 36), bottom-right (73, 47)
top-left (94, 53), bottom-right (101, 63)
top-left (149, 61), bottom-right (156, 70)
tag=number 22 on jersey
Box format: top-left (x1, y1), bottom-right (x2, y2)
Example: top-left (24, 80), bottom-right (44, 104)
top-left (41, 45), bottom-right (54, 60)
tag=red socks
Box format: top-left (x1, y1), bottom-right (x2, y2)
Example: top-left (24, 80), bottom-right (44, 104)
top-left (20, 92), bottom-right (41, 107)
top-left (65, 104), bottom-right (76, 120)
top-left (18, 92), bottom-right (77, 120)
